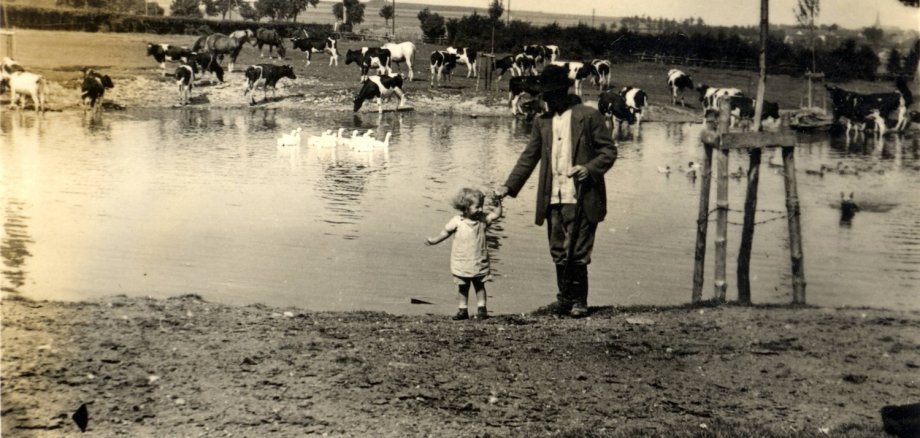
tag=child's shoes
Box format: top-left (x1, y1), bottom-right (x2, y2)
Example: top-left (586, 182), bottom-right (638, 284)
top-left (451, 308), bottom-right (469, 320)
top-left (475, 306), bottom-right (489, 320)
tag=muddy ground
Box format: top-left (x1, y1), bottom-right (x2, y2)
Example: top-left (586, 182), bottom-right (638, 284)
top-left (2, 295), bottom-right (919, 437)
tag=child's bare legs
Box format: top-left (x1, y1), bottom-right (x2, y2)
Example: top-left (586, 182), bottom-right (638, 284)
top-left (472, 278), bottom-right (488, 319)
top-left (453, 283), bottom-right (471, 320)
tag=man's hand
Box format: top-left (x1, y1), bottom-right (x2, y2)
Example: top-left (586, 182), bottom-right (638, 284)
top-left (493, 185), bottom-right (510, 199)
top-left (568, 165), bottom-right (589, 181)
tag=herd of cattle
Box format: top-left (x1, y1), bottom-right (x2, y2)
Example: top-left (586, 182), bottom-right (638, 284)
top-left (0, 31), bottom-right (915, 135)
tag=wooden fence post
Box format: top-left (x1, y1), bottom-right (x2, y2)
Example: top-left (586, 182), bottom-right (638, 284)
top-left (737, 148), bottom-right (761, 304)
top-left (782, 146), bottom-right (807, 304)
top-left (714, 98), bottom-right (731, 302)
top-left (692, 133), bottom-right (716, 303)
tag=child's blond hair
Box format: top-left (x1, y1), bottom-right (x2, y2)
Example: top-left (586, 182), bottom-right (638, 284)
top-left (451, 187), bottom-right (485, 213)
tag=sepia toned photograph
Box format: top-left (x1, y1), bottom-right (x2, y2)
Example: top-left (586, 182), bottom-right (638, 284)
top-left (1, 0), bottom-right (919, 435)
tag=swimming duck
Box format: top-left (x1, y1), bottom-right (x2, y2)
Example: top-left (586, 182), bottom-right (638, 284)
top-left (277, 127), bottom-right (302, 147)
top-left (730, 166), bottom-right (744, 179)
top-left (657, 165), bottom-right (671, 175)
top-left (307, 129), bottom-right (337, 148)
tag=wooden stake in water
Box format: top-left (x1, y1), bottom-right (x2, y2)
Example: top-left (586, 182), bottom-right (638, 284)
top-left (782, 146), bottom-right (807, 304)
top-left (714, 99), bottom-right (731, 303)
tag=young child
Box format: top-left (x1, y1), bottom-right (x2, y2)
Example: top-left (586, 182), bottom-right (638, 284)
top-left (426, 187), bottom-right (502, 320)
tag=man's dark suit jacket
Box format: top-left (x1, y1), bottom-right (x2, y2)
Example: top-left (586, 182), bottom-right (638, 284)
top-left (504, 103), bottom-right (618, 226)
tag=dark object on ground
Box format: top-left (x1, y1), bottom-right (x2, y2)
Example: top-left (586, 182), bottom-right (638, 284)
top-left (72, 403), bottom-right (88, 432)
top-left (410, 298), bottom-right (432, 304)
top-left (880, 402), bottom-right (920, 438)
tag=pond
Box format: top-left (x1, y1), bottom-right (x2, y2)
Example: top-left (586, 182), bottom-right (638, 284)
top-left (2, 108), bottom-right (918, 314)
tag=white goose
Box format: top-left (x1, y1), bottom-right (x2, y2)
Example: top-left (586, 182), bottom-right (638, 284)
top-left (277, 127), bottom-right (302, 147)
top-left (307, 129), bottom-right (338, 148)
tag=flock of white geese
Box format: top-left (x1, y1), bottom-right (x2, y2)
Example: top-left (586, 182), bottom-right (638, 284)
top-left (277, 127), bottom-right (392, 151)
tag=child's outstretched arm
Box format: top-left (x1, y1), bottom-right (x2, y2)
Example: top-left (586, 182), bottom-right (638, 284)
top-left (426, 229), bottom-right (453, 246)
top-left (486, 195), bottom-right (503, 224)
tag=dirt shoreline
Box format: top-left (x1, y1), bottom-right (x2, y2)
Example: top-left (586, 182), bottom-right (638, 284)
top-left (3, 294), bottom-right (919, 437)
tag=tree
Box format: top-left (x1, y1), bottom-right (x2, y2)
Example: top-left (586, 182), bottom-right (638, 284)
top-left (487, 0), bottom-right (503, 23)
top-left (204, 0), bottom-right (241, 20)
top-left (237, 0), bottom-right (259, 20)
top-left (417, 8), bottom-right (446, 42)
top-left (332, 0), bottom-right (366, 26)
top-left (146, 1), bottom-right (165, 15)
top-left (202, 0), bottom-right (219, 17)
top-left (794, 0), bottom-right (819, 73)
top-left (170, 0), bottom-right (203, 17)
top-left (379, 3), bottom-right (394, 29)
top-left (863, 26), bottom-right (884, 45)
top-left (288, 0), bottom-right (319, 22)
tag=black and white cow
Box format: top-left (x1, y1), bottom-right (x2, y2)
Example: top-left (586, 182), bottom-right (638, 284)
top-left (445, 47), bottom-right (477, 78)
top-left (620, 86), bottom-right (648, 126)
top-left (826, 79), bottom-right (912, 134)
top-left (255, 28), bottom-right (286, 59)
top-left (697, 85), bottom-right (744, 119)
top-left (550, 61), bottom-right (599, 96)
top-left (186, 52), bottom-right (224, 83)
top-left (492, 55), bottom-right (515, 81)
top-left (80, 68), bottom-right (114, 111)
top-left (666, 69), bottom-right (694, 106)
top-left (290, 36), bottom-right (339, 66)
top-left (429, 51), bottom-right (458, 86)
top-left (353, 74), bottom-right (406, 114)
top-left (591, 59), bottom-right (612, 89)
top-left (380, 42), bottom-right (416, 81)
top-left (1, 56), bottom-right (25, 93)
top-left (523, 44), bottom-right (559, 65)
top-left (345, 48), bottom-right (391, 82)
top-left (508, 75), bottom-right (542, 116)
top-left (146, 43), bottom-right (193, 77)
top-left (598, 89), bottom-right (637, 136)
top-left (243, 64), bottom-right (296, 105)
top-left (513, 53), bottom-right (537, 76)
top-left (175, 64), bottom-right (194, 106)
top-left (726, 96), bottom-right (781, 129)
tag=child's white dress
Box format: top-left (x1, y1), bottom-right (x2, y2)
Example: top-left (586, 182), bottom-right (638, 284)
top-left (444, 215), bottom-right (492, 283)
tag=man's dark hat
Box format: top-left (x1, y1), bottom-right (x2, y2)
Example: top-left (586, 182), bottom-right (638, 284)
top-left (539, 65), bottom-right (574, 92)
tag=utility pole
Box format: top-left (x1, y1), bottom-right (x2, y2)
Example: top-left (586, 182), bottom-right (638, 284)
top-left (392, 0), bottom-right (396, 38)
top-left (506, 0), bottom-right (510, 26)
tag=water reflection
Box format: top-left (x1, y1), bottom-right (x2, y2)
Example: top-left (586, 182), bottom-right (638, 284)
top-left (1, 199), bottom-right (33, 294)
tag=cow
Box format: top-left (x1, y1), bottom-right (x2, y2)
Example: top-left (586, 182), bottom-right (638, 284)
top-left (598, 89), bottom-right (637, 136)
top-left (725, 96), bottom-right (781, 129)
top-left (697, 85), bottom-right (744, 119)
top-left (244, 64), bottom-right (296, 105)
top-left (620, 86), bottom-right (648, 126)
top-left (381, 42), bottom-right (416, 81)
top-left (175, 64), bottom-right (194, 105)
top-left (550, 61), bottom-right (599, 96)
top-left (430, 51), bottom-right (458, 86)
top-left (445, 46), bottom-right (477, 78)
top-left (826, 79), bottom-right (912, 134)
top-left (186, 52), bottom-right (224, 83)
top-left (523, 44), bottom-right (559, 65)
top-left (667, 69), bottom-right (694, 106)
top-left (292, 36), bottom-right (339, 66)
top-left (193, 31), bottom-right (253, 73)
top-left (7, 70), bottom-right (47, 112)
top-left (591, 59), bottom-right (612, 89)
top-left (353, 74), bottom-right (406, 114)
top-left (492, 55), bottom-right (515, 80)
top-left (146, 43), bottom-right (193, 76)
top-left (80, 69), bottom-right (114, 111)
top-left (513, 53), bottom-right (537, 76)
top-left (255, 28), bottom-right (286, 59)
top-left (345, 48), bottom-right (391, 82)
top-left (508, 75), bottom-right (542, 116)
top-left (1, 57), bottom-right (25, 94)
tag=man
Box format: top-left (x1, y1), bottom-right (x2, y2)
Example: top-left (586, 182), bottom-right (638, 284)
top-left (495, 65), bottom-right (617, 317)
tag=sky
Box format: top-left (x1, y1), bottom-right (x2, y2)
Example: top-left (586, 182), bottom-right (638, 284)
top-left (388, 0), bottom-right (920, 31)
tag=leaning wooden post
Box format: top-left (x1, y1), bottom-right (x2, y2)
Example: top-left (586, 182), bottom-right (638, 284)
top-left (714, 98), bottom-right (731, 302)
top-left (782, 146), bottom-right (807, 304)
top-left (693, 129), bottom-right (717, 303)
top-left (737, 149), bottom-right (761, 304)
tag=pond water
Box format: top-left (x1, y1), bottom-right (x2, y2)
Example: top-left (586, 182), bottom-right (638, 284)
top-left (2, 108), bottom-right (918, 314)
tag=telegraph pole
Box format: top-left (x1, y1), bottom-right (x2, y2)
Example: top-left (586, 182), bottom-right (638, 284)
top-left (507, 0), bottom-right (510, 26)
top-left (392, 0), bottom-right (396, 37)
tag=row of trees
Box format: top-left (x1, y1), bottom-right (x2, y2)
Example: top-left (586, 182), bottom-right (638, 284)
top-left (164, 0), bottom-right (392, 25)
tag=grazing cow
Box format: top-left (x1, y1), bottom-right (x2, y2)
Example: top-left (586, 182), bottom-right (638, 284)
top-left (697, 85), bottom-right (744, 119)
top-left (175, 64), bottom-right (194, 105)
top-left (146, 43), bottom-right (193, 76)
top-left (513, 53), bottom-right (537, 76)
top-left (290, 36), bottom-right (339, 67)
top-left (7, 71), bottom-right (47, 112)
top-left (508, 75), bottom-right (543, 116)
top-left (445, 47), bottom-right (477, 78)
top-left (598, 89), bottom-right (637, 136)
top-left (591, 59), bottom-right (612, 89)
top-left (381, 42), bottom-right (416, 81)
top-left (620, 86), bottom-right (648, 126)
top-left (1, 57), bottom-right (25, 93)
top-left (545, 45), bottom-right (560, 63)
top-left (186, 52), bottom-right (224, 83)
top-left (492, 55), bottom-right (516, 80)
top-left (244, 64), bottom-right (296, 105)
top-left (522, 44), bottom-right (560, 64)
top-left (353, 74), bottom-right (406, 114)
top-left (550, 61), bottom-right (599, 96)
top-left (345, 48), bottom-right (391, 82)
top-left (667, 69), bottom-right (694, 106)
top-left (726, 96), bottom-right (780, 129)
top-left (195, 32), bottom-right (253, 73)
top-left (430, 51), bottom-right (458, 86)
top-left (255, 28), bottom-right (286, 59)
top-left (827, 79), bottom-right (912, 134)
top-left (80, 69), bottom-right (114, 111)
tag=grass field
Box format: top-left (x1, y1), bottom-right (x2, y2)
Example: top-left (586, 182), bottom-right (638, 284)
top-left (5, 28), bottom-right (918, 117)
